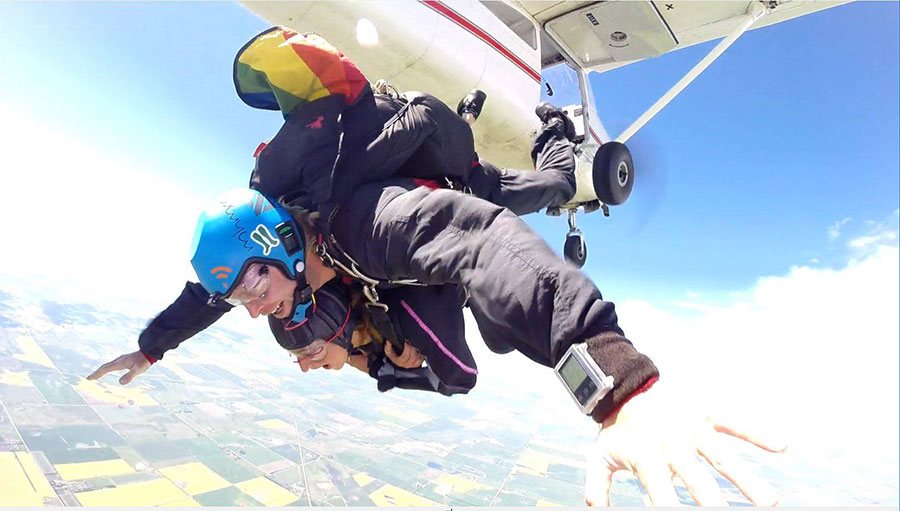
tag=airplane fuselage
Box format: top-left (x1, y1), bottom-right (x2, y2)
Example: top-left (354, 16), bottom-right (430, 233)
top-left (242, 0), bottom-right (550, 170)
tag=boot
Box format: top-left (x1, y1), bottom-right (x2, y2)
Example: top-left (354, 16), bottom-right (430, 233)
top-left (535, 102), bottom-right (576, 142)
top-left (457, 89), bottom-right (487, 120)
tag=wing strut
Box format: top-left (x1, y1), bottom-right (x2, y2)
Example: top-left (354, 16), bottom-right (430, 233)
top-left (616, 2), bottom-right (767, 143)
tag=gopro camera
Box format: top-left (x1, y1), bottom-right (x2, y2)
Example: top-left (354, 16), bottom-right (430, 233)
top-left (555, 343), bottom-right (614, 414)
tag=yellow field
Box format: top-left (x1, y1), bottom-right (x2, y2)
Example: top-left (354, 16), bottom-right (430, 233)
top-left (375, 406), bottom-right (433, 425)
top-left (13, 335), bottom-right (56, 369)
top-left (159, 497), bottom-right (202, 506)
top-left (75, 478), bottom-right (188, 506)
top-left (55, 458), bottom-right (136, 481)
top-left (436, 473), bottom-right (493, 493)
top-left (0, 452), bottom-right (56, 506)
top-left (369, 483), bottom-right (437, 506)
top-left (353, 472), bottom-right (376, 487)
top-left (0, 370), bottom-right (34, 387)
top-left (159, 462), bottom-right (230, 495)
top-left (256, 418), bottom-right (292, 431)
top-left (235, 476), bottom-right (298, 506)
top-left (514, 449), bottom-right (584, 477)
top-left (74, 378), bottom-right (158, 406)
top-left (17, 452), bottom-right (55, 500)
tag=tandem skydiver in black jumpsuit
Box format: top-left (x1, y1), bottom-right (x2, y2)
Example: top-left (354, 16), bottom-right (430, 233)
top-left (90, 29), bottom-right (787, 508)
top-left (134, 26), bottom-right (657, 419)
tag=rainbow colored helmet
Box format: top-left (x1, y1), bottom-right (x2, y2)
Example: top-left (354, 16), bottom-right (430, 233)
top-left (190, 189), bottom-right (311, 322)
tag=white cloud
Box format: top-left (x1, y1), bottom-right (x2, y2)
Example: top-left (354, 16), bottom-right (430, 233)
top-left (0, 102), bottom-right (209, 314)
top-left (463, 228), bottom-right (899, 473)
top-left (619, 243), bottom-right (899, 462)
top-left (848, 209), bottom-right (899, 252)
top-left (850, 231), bottom-right (897, 249)
top-left (828, 217), bottom-right (851, 242)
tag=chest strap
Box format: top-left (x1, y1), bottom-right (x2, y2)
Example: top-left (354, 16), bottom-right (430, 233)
top-left (313, 205), bottom-right (421, 354)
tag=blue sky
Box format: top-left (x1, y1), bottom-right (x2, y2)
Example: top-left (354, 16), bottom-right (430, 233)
top-left (533, 2), bottom-right (899, 301)
top-left (0, 3), bottom-right (897, 496)
top-left (0, 2), bottom-right (895, 304)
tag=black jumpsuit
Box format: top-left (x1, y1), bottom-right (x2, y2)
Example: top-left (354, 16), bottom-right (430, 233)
top-left (138, 89), bottom-right (657, 420)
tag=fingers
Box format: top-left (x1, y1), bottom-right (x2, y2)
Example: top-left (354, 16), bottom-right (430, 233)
top-left (670, 452), bottom-right (727, 506)
top-left (634, 461), bottom-right (680, 506)
top-left (89, 352), bottom-right (150, 385)
top-left (403, 343), bottom-right (425, 367)
top-left (697, 432), bottom-right (780, 506)
top-left (87, 355), bottom-right (127, 380)
top-left (583, 457), bottom-right (613, 506)
top-left (385, 342), bottom-right (425, 368)
top-left (119, 369), bottom-right (138, 386)
top-left (708, 415), bottom-right (787, 453)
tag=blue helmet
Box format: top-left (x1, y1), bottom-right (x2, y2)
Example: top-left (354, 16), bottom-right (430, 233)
top-left (190, 189), bottom-right (311, 322)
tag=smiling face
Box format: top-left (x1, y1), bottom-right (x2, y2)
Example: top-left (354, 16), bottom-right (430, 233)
top-left (237, 245), bottom-right (337, 320)
top-left (232, 263), bottom-right (297, 320)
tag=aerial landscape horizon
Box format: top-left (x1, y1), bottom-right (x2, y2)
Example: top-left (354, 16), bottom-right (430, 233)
top-left (0, 0), bottom-right (897, 507)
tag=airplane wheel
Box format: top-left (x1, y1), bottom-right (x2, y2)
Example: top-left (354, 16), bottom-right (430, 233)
top-left (592, 141), bottom-right (634, 206)
top-left (564, 234), bottom-right (587, 268)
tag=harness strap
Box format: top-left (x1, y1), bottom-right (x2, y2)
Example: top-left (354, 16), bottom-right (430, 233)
top-left (365, 302), bottom-right (404, 354)
top-left (312, 203), bottom-right (421, 355)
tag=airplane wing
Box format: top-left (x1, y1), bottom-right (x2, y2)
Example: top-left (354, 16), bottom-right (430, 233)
top-left (238, 1), bottom-right (849, 170)
top-left (521, 1), bottom-right (849, 72)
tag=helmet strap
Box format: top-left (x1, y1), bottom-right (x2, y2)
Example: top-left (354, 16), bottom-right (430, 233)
top-left (288, 284), bottom-right (314, 325)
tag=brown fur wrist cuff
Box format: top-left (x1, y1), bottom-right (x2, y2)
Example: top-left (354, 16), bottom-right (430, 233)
top-left (585, 331), bottom-right (659, 423)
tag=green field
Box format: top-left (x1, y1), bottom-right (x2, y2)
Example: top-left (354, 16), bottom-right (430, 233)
top-left (211, 432), bottom-right (287, 466)
top-left (19, 424), bottom-right (124, 463)
top-left (41, 446), bottom-right (119, 465)
top-left (502, 470), bottom-right (583, 504)
top-left (94, 405), bottom-right (197, 440)
top-left (546, 461), bottom-right (584, 485)
top-left (198, 452), bottom-right (263, 484)
top-left (193, 485), bottom-right (263, 506)
top-left (133, 439), bottom-right (194, 464)
top-left (270, 443), bottom-right (302, 463)
top-left (0, 383), bottom-right (45, 404)
top-left (0, 405), bottom-right (22, 450)
top-left (31, 372), bottom-right (87, 405)
top-left (489, 490), bottom-right (538, 506)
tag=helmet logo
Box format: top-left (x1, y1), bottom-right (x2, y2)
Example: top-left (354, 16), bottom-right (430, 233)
top-left (210, 266), bottom-right (233, 289)
top-left (251, 224), bottom-right (280, 256)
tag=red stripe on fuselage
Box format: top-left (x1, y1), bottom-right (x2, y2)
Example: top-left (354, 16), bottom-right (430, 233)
top-left (421, 0), bottom-right (541, 83)
top-left (589, 126), bottom-right (603, 145)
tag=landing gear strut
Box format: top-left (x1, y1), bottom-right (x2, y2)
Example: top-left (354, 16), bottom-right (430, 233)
top-left (558, 139), bottom-right (632, 269)
top-left (563, 209), bottom-right (587, 268)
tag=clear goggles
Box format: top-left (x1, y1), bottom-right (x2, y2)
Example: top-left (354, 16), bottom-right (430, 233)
top-left (291, 339), bottom-right (328, 363)
top-left (224, 263), bottom-right (271, 306)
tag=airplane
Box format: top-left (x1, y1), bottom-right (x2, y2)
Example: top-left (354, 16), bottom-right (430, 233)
top-left (240, 0), bottom-right (848, 267)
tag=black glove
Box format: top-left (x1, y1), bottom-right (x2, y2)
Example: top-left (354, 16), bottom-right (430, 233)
top-left (269, 277), bottom-right (355, 351)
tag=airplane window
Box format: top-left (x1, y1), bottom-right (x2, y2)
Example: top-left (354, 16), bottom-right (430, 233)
top-left (481, 1), bottom-right (537, 50)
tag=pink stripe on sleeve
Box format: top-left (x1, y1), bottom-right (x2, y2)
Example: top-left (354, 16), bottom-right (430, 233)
top-left (400, 299), bottom-right (477, 375)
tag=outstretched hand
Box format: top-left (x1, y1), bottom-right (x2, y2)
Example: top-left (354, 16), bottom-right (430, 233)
top-left (584, 383), bottom-right (786, 506)
top-left (385, 342), bottom-right (425, 369)
top-left (87, 350), bottom-right (151, 385)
